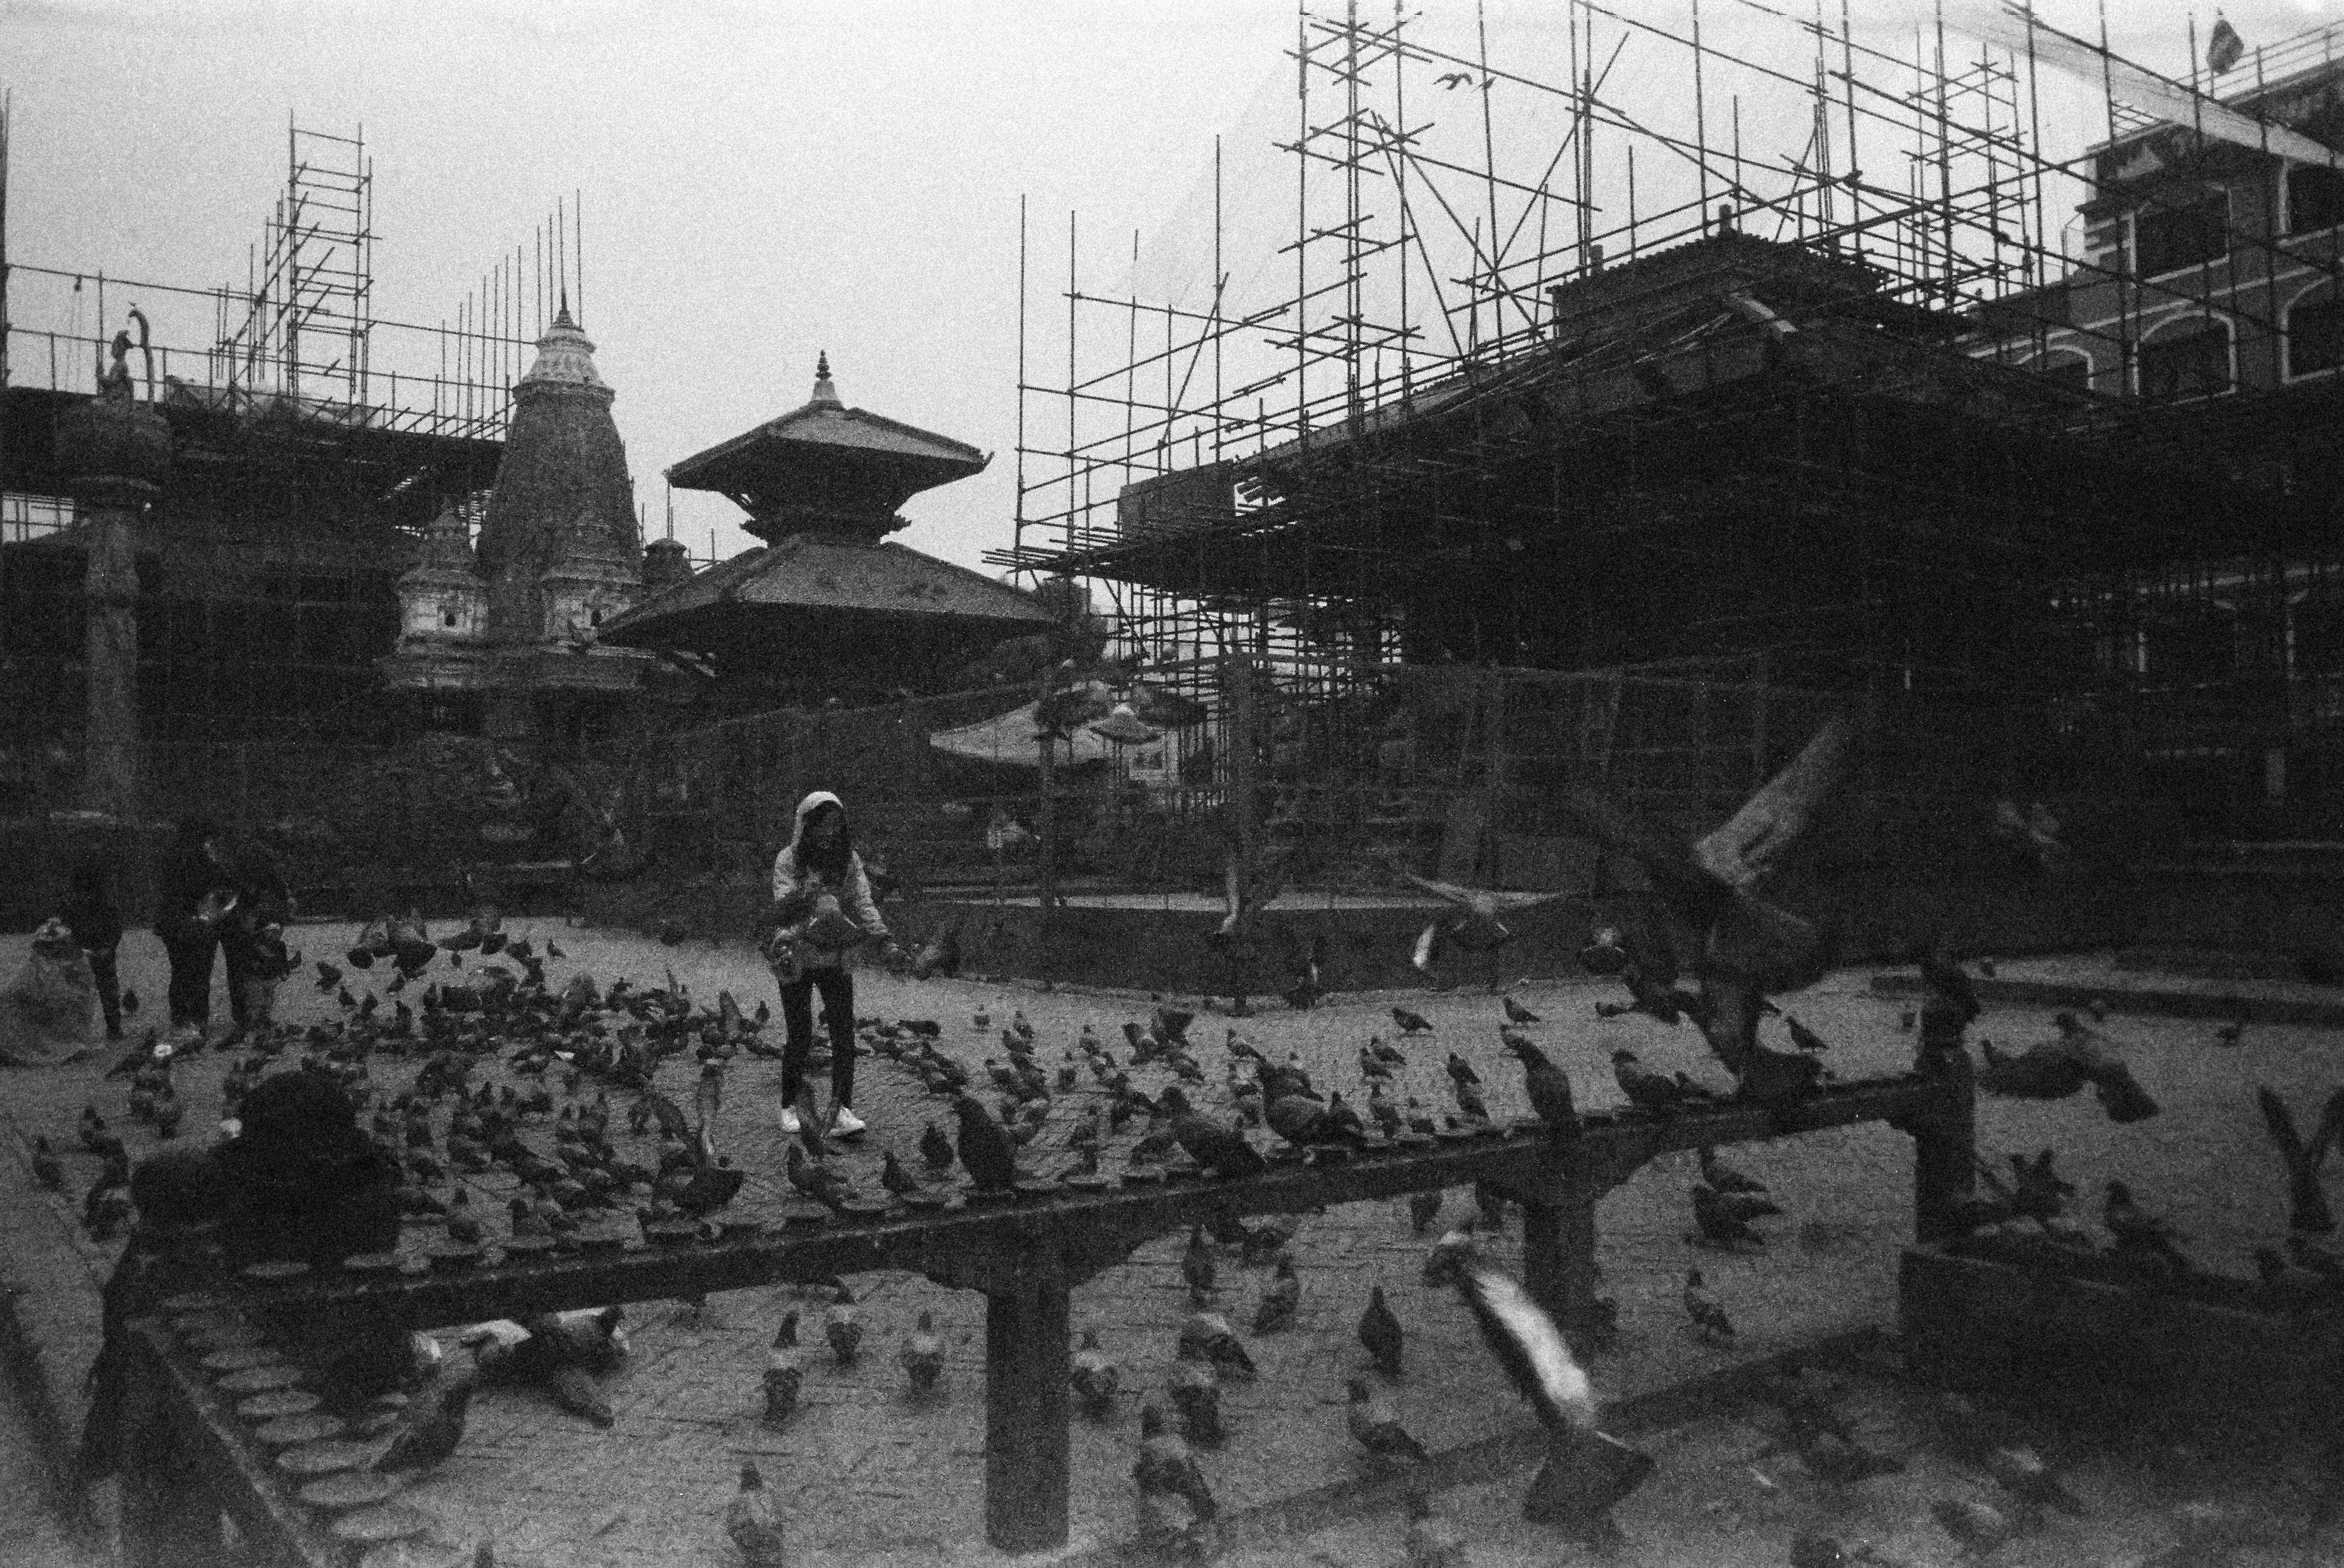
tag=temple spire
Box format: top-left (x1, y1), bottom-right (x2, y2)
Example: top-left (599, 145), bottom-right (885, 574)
top-left (810, 352), bottom-right (841, 409)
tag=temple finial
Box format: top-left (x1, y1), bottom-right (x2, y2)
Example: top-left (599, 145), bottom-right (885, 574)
top-left (810, 352), bottom-right (841, 407)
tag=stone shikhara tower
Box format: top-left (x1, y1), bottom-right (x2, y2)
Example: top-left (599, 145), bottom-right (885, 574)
top-left (385, 301), bottom-right (649, 737)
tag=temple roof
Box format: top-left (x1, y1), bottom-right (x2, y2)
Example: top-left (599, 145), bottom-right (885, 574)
top-left (519, 302), bottom-right (610, 392)
top-left (401, 499), bottom-right (479, 584)
top-left (664, 356), bottom-right (989, 527)
top-left (597, 530), bottom-right (1051, 653)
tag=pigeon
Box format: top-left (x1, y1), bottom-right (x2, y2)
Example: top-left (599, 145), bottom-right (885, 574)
top-left (824, 1287), bottom-right (863, 1364)
top-left (1785, 1015), bottom-right (1832, 1052)
top-left (913, 922), bottom-right (964, 980)
top-left (1613, 1049), bottom-right (1704, 1114)
top-left (1156, 1086), bottom-right (1263, 1178)
top-left (1391, 1007), bottom-right (1434, 1035)
top-left (920, 1120), bottom-right (956, 1174)
top-left (545, 1364), bottom-right (614, 1429)
top-left (1346, 1379), bottom-right (1428, 1463)
top-left (786, 1144), bottom-right (853, 1212)
top-left (2102, 1180), bottom-right (2190, 1272)
top-left (1474, 1181), bottom-right (1509, 1232)
top-left (878, 1150), bottom-right (924, 1201)
top-left (1408, 1190), bottom-right (1442, 1235)
top-left (1404, 1494), bottom-right (1469, 1568)
top-left (1134, 1403), bottom-right (1217, 1520)
top-left (1422, 1226), bottom-right (1652, 1526)
top-left (1975, 1038), bottom-right (2091, 1101)
top-left (1698, 1145), bottom-right (1767, 1195)
top-left (762, 1315), bottom-right (804, 1426)
top-left (1504, 1031), bottom-right (1577, 1128)
top-left (1692, 1183), bottom-right (1779, 1247)
top-left (950, 1094), bottom-right (1018, 1192)
top-left (1929, 1497), bottom-right (2015, 1558)
top-left (1167, 1360), bottom-right (1225, 1447)
top-left (724, 1464), bottom-right (788, 1568)
top-left (1561, 713), bottom-right (1851, 1002)
top-left (2213, 1018), bottom-right (2245, 1047)
top-left (1411, 921), bottom-right (1444, 974)
top-left (1181, 1225), bottom-right (1217, 1298)
top-left (1683, 1269), bottom-right (1736, 1343)
top-left (1502, 994), bottom-right (1540, 1025)
top-left (119, 988), bottom-right (139, 1016)
top-left (1357, 1284), bottom-right (1404, 1375)
top-left (1071, 1328), bottom-right (1119, 1418)
top-left (1267, 1093), bottom-right (1334, 1148)
top-left (1253, 1255), bottom-right (1301, 1332)
top-left (2256, 1085), bottom-right (2343, 1234)
top-left (1984, 1444), bottom-right (2086, 1518)
top-left (2006, 1149), bottom-right (2076, 1225)
top-left (373, 1367), bottom-right (476, 1473)
top-left (901, 1311), bottom-right (945, 1395)
top-left (1178, 1309), bottom-right (1257, 1379)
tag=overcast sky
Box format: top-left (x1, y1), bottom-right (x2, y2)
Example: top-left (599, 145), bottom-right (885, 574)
top-left (7, 0), bottom-right (2340, 576)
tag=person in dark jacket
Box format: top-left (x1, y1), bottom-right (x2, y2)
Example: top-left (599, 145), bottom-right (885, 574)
top-left (81, 1070), bottom-right (407, 1483)
top-left (153, 817), bottom-right (231, 1037)
top-left (59, 862), bottom-right (126, 1040)
top-left (218, 839), bottom-right (293, 1036)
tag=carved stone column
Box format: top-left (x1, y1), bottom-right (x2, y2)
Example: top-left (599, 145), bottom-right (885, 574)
top-left (56, 385), bottom-right (170, 822)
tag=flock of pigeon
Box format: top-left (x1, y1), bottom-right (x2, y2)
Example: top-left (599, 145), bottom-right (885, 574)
top-left (23, 704), bottom-right (2343, 1563)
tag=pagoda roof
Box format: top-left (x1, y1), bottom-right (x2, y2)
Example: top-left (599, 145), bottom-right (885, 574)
top-left (597, 531), bottom-right (1050, 654)
top-left (666, 356), bottom-right (988, 511)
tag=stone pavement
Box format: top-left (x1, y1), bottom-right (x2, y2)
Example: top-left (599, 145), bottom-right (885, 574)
top-left (0, 922), bottom-right (2336, 1565)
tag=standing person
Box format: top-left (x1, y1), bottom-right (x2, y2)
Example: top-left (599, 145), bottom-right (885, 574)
top-left (154, 817), bottom-right (230, 1041)
top-left (219, 839), bottom-right (293, 1040)
top-left (768, 791), bottom-right (900, 1137)
top-left (59, 862), bottom-right (126, 1041)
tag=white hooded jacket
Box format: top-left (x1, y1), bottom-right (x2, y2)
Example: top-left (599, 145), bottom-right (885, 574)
top-left (770, 791), bottom-right (888, 969)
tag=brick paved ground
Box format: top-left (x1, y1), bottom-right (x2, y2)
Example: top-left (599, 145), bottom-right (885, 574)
top-left (1, 922), bottom-right (2336, 1565)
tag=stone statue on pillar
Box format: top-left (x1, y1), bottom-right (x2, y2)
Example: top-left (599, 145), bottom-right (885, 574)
top-left (57, 313), bottom-right (171, 824)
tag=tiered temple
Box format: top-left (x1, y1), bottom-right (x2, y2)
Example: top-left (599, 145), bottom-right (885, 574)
top-left (599, 355), bottom-right (1051, 709)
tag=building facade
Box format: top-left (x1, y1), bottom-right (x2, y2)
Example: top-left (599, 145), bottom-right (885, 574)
top-left (1968, 46), bottom-right (2344, 837)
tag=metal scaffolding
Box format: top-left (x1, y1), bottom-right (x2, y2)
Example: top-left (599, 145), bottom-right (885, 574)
top-left (989, 3), bottom-right (2344, 842)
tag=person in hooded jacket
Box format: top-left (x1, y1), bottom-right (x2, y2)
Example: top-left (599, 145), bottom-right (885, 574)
top-left (769, 791), bottom-right (901, 1136)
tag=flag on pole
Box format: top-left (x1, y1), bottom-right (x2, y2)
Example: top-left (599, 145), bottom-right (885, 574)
top-left (2208, 15), bottom-right (2245, 75)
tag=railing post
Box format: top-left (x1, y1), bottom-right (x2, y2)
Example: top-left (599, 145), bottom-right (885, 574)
top-left (118, 1326), bottom-right (229, 1568)
top-left (1518, 1156), bottom-right (1606, 1353)
top-left (1910, 1020), bottom-right (1980, 1245)
top-left (984, 1266), bottom-right (1073, 1553)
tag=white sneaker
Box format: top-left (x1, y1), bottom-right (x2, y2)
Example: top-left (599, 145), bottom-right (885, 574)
top-left (778, 1105), bottom-right (802, 1135)
top-left (828, 1105), bottom-right (867, 1137)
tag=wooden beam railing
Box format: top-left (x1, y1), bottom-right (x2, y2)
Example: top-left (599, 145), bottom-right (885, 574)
top-left (117, 1057), bottom-right (1973, 1565)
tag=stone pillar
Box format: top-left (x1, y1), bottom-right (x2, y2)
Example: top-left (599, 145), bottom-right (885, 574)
top-left (57, 387), bottom-right (171, 823)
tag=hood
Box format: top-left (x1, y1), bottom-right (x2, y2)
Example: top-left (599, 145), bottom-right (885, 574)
top-left (789, 791), bottom-right (844, 853)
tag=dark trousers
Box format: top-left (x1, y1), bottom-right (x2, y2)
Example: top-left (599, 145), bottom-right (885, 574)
top-left (222, 938), bottom-right (261, 1028)
top-left (86, 946), bottom-right (122, 1038)
top-left (161, 924), bottom-right (217, 1027)
top-left (779, 965), bottom-right (857, 1108)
